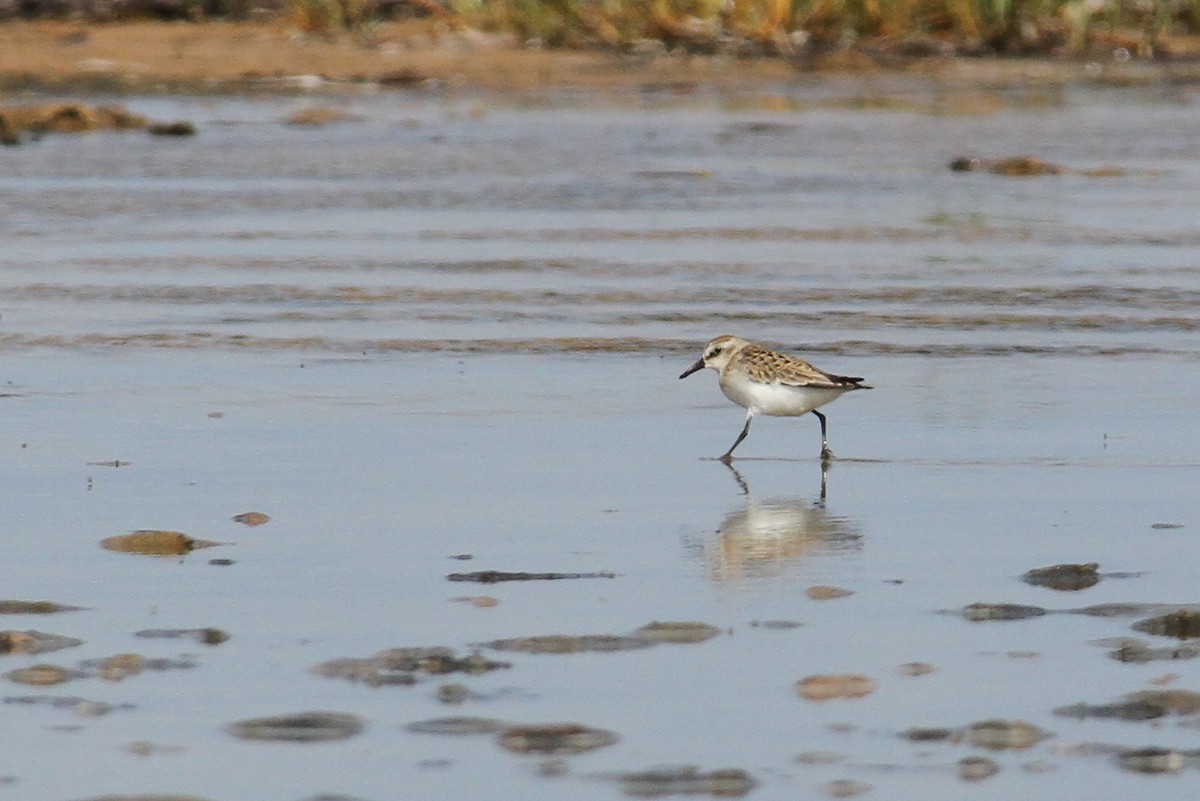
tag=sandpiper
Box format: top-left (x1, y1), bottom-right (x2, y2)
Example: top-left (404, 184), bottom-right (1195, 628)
top-left (679, 335), bottom-right (871, 462)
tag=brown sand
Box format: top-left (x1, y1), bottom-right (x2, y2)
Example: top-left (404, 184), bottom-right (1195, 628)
top-left (2, 19), bottom-right (1198, 96)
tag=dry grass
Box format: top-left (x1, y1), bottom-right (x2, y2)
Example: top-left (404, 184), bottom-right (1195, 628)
top-left (280, 0), bottom-right (1200, 58)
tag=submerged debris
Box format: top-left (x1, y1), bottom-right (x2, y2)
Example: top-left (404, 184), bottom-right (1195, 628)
top-left (822, 778), bottom-right (871, 797)
top-left (1117, 747), bottom-right (1186, 774)
top-left (4, 663), bottom-right (82, 686)
top-left (966, 719), bottom-right (1050, 750)
top-left (0, 600), bottom-right (83, 614)
top-left (100, 530), bottom-right (222, 556)
top-left (227, 711), bottom-right (365, 742)
top-left (486, 635), bottom-right (654, 654)
top-left (0, 630), bottom-right (83, 655)
top-left (1022, 563), bottom-right (1100, 591)
top-left (895, 661), bottom-right (936, 677)
top-left (961, 602), bottom-right (1047, 621)
top-left (78, 654), bottom-right (198, 677)
top-left (4, 694), bottom-right (133, 716)
top-left (617, 766), bottom-right (757, 797)
top-left (314, 647), bottom-right (509, 686)
top-left (949, 155), bottom-right (1066, 176)
top-left (900, 727), bottom-right (957, 742)
top-left (135, 628), bottom-right (230, 646)
top-left (795, 674), bottom-right (877, 701)
top-left (1108, 638), bottom-right (1200, 663)
top-left (1054, 700), bottom-right (1166, 722)
top-left (806, 585), bottom-right (854, 601)
top-left (958, 756), bottom-right (1000, 781)
top-left (497, 723), bottom-right (617, 755)
top-left (0, 103), bottom-right (197, 145)
top-left (147, 121), bottom-right (197, 137)
top-left (1134, 610), bottom-right (1200, 639)
top-left (631, 621), bottom-right (720, 644)
top-left (405, 716), bottom-right (506, 736)
top-left (487, 620), bottom-right (722, 654)
top-left (447, 570), bottom-right (615, 583)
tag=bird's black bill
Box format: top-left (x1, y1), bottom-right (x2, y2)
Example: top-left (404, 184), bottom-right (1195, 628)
top-left (679, 359), bottom-right (705, 379)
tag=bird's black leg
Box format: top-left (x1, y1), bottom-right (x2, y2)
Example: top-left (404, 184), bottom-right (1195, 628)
top-left (719, 416), bottom-right (752, 463)
top-left (812, 410), bottom-right (832, 462)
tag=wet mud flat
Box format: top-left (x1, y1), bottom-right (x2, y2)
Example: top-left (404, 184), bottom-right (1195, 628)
top-left (1, 79), bottom-right (1199, 799)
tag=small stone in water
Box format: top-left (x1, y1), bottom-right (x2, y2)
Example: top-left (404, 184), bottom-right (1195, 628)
top-left (807, 585), bottom-right (854, 601)
top-left (958, 756), bottom-right (1000, 781)
top-left (796, 674), bottom-right (877, 701)
top-left (1118, 747), bottom-right (1184, 774)
top-left (966, 719), bottom-right (1049, 750)
top-left (228, 711), bottom-right (365, 742)
top-left (497, 723), bottom-right (618, 755)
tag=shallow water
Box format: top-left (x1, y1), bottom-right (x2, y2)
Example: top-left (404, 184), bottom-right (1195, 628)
top-left (2, 77), bottom-right (1200, 799)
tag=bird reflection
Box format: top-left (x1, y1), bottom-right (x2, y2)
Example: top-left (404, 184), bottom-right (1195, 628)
top-left (701, 463), bottom-right (862, 583)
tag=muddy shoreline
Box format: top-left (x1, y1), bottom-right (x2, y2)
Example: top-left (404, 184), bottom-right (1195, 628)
top-left (3, 20), bottom-right (1200, 96)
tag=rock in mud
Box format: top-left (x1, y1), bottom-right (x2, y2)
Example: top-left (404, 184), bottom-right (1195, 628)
top-left (97, 653), bottom-right (145, 681)
top-left (961, 602), bottom-right (1047, 621)
top-left (227, 711), bottom-right (365, 742)
top-left (966, 719), bottom-right (1050, 750)
top-left (807, 585), bottom-right (854, 600)
top-left (822, 778), bottom-right (871, 797)
top-left (1106, 638), bottom-right (1200, 663)
top-left (900, 727), bottom-right (957, 742)
top-left (949, 155), bottom-right (1066, 176)
top-left (1053, 700), bottom-right (1166, 721)
top-left (486, 634), bottom-right (655, 654)
top-left (314, 647), bottom-right (509, 686)
top-left (895, 661), bottom-right (936, 677)
top-left (0, 630), bottom-right (83, 655)
top-left (958, 756), bottom-right (1000, 781)
top-left (405, 716), bottom-right (506, 735)
top-left (1133, 610), bottom-right (1200, 639)
top-left (1117, 747), bottom-right (1185, 774)
top-left (100, 530), bottom-right (221, 556)
top-left (286, 106), bottom-right (355, 126)
top-left (1125, 689), bottom-right (1200, 715)
top-left (795, 674), bottom-right (877, 701)
top-left (632, 621), bottom-right (720, 644)
top-left (147, 121), bottom-right (197, 136)
top-left (1022, 563), bottom-right (1100, 591)
top-left (5, 694), bottom-right (132, 716)
top-left (0, 600), bottom-right (83, 614)
top-left (4, 663), bottom-right (81, 686)
top-left (497, 723), bottom-right (618, 755)
top-left (135, 627), bottom-right (230, 645)
top-left (437, 682), bottom-right (470, 704)
top-left (618, 766), bottom-right (757, 797)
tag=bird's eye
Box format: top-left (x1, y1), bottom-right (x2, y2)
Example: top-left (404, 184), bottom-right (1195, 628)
top-left (711, 347), bottom-right (722, 355)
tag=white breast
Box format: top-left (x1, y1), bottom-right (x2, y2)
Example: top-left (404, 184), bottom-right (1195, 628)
top-left (720, 374), bottom-right (845, 417)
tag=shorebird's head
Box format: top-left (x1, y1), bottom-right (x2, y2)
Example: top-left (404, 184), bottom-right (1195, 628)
top-left (679, 335), bottom-right (749, 379)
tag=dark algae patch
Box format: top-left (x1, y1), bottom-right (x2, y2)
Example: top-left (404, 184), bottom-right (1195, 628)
top-left (0, 600), bottom-right (83, 614)
top-left (497, 723), bottom-right (617, 755)
top-left (447, 570), bottom-right (616, 583)
top-left (314, 647), bottom-right (510, 686)
top-left (227, 711), bottom-right (365, 742)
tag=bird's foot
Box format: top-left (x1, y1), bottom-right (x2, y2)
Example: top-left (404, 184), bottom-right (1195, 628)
top-left (718, 453), bottom-right (735, 465)
top-left (820, 446), bottom-right (834, 463)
